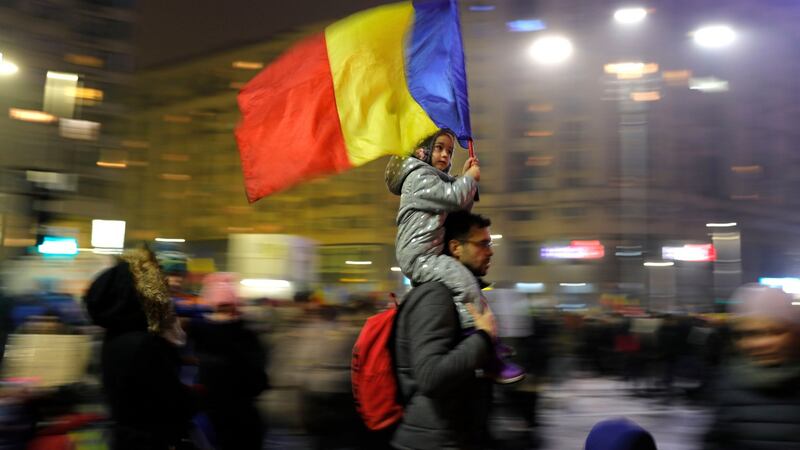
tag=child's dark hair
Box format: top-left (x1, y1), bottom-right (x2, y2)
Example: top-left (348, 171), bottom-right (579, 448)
top-left (443, 211), bottom-right (491, 256)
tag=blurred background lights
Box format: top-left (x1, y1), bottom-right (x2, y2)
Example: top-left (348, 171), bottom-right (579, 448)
top-left (46, 71), bottom-right (79, 81)
top-left (693, 25), bottom-right (736, 48)
top-left (515, 282), bottom-right (545, 293)
top-left (644, 261), bottom-right (675, 267)
top-left (706, 222), bottom-right (737, 228)
top-left (604, 62), bottom-right (658, 79)
top-left (9, 108), bottom-right (57, 123)
top-left (0, 52), bottom-right (19, 75)
top-left (662, 244), bottom-right (717, 262)
top-left (469, 5), bottom-right (496, 12)
top-left (37, 237), bottom-right (78, 256)
top-left (690, 77), bottom-right (729, 92)
top-left (91, 220), bottom-right (126, 249)
top-left (231, 61), bottom-right (263, 70)
top-left (614, 7), bottom-right (647, 24)
top-left (240, 278), bottom-right (290, 289)
top-left (760, 277), bottom-right (800, 295)
top-left (506, 19), bottom-right (546, 32)
top-left (529, 35), bottom-right (573, 64)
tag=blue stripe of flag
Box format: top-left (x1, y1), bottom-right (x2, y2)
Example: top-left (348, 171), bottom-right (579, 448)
top-left (406, 0), bottom-right (472, 147)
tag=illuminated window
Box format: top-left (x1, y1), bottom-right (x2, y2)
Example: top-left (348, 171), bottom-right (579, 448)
top-left (64, 54), bottom-right (104, 68)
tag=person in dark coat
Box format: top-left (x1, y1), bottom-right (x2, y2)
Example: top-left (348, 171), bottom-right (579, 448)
top-left (703, 284), bottom-right (800, 450)
top-left (84, 248), bottom-right (197, 450)
top-left (189, 272), bottom-right (268, 450)
top-left (392, 211), bottom-right (497, 450)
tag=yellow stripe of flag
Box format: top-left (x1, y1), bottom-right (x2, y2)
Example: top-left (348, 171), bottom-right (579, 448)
top-left (325, 2), bottom-right (439, 166)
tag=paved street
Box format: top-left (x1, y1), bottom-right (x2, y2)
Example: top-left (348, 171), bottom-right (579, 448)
top-left (493, 376), bottom-right (712, 450)
top-left (263, 375), bottom-right (712, 449)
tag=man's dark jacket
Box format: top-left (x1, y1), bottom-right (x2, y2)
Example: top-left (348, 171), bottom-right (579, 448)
top-left (392, 282), bottom-right (493, 450)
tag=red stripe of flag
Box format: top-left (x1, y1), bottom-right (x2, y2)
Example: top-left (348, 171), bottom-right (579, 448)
top-left (236, 33), bottom-right (352, 202)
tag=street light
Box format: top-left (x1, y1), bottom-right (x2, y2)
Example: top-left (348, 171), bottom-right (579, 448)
top-left (644, 261), bottom-right (674, 267)
top-left (614, 7), bottom-right (647, 25)
top-left (706, 222), bottom-right (737, 228)
top-left (529, 35), bottom-right (573, 65)
top-left (693, 25), bottom-right (736, 48)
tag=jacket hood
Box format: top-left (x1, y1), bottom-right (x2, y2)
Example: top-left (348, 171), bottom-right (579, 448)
top-left (385, 156), bottom-right (456, 196)
top-left (85, 248), bottom-right (175, 334)
top-left (385, 156), bottom-right (426, 195)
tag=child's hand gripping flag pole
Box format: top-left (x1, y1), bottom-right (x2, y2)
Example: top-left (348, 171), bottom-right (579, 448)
top-left (235, 0), bottom-right (473, 202)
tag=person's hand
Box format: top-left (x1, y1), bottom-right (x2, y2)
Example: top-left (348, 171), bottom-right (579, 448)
top-left (461, 157), bottom-right (477, 175)
top-left (466, 303), bottom-right (495, 339)
top-left (465, 161), bottom-right (480, 182)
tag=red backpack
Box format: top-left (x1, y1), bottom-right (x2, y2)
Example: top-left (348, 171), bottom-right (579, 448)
top-left (351, 302), bottom-right (403, 431)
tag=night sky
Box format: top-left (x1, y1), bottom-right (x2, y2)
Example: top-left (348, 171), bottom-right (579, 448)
top-left (136, 0), bottom-right (396, 68)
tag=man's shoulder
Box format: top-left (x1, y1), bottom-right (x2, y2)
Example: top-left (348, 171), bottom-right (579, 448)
top-left (404, 282), bottom-right (454, 309)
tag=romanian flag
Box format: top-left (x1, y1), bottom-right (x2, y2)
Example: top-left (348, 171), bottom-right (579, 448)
top-left (235, 0), bottom-right (471, 202)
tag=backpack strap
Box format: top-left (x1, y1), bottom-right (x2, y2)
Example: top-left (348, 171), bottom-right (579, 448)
top-left (389, 294), bottom-right (413, 406)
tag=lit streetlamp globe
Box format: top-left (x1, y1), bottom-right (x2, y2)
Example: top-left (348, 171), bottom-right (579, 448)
top-left (614, 8), bottom-right (647, 25)
top-left (693, 25), bottom-right (736, 48)
top-left (529, 35), bottom-right (574, 65)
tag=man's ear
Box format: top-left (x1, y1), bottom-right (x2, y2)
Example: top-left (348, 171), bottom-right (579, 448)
top-left (414, 148), bottom-right (426, 159)
top-left (447, 239), bottom-right (461, 258)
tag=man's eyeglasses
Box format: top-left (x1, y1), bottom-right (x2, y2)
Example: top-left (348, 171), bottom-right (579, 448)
top-left (460, 239), bottom-right (494, 249)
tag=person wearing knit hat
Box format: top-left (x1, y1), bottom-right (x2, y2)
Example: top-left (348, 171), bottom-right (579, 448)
top-left (155, 249), bottom-right (188, 294)
top-left (585, 417), bottom-right (657, 450)
top-left (186, 272), bottom-right (268, 450)
top-left (84, 248), bottom-right (197, 450)
top-left (703, 283), bottom-right (800, 449)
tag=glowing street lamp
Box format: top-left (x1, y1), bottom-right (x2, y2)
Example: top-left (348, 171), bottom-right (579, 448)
top-left (693, 25), bottom-right (736, 48)
top-left (529, 35), bottom-right (573, 65)
top-left (614, 7), bottom-right (647, 25)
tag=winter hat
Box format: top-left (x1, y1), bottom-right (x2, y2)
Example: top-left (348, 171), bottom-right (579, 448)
top-left (155, 250), bottom-right (188, 275)
top-left (200, 272), bottom-right (241, 308)
top-left (585, 418), bottom-right (657, 450)
top-left (730, 283), bottom-right (800, 327)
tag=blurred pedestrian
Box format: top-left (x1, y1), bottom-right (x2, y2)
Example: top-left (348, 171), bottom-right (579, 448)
top-left (189, 272), bottom-right (269, 450)
top-left (85, 248), bottom-right (197, 450)
top-left (0, 289), bottom-right (14, 364)
top-left (703, 283), bottom-right (800, 449)
top-left (391, 211), bottom-right (498, 450)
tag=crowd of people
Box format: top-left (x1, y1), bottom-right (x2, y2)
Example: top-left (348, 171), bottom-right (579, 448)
top-left (0, 129), bottom-right (799, 449)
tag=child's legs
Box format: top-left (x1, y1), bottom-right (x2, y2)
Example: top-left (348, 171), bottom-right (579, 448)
top-left (408, 253), bottom-right (482, 328)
